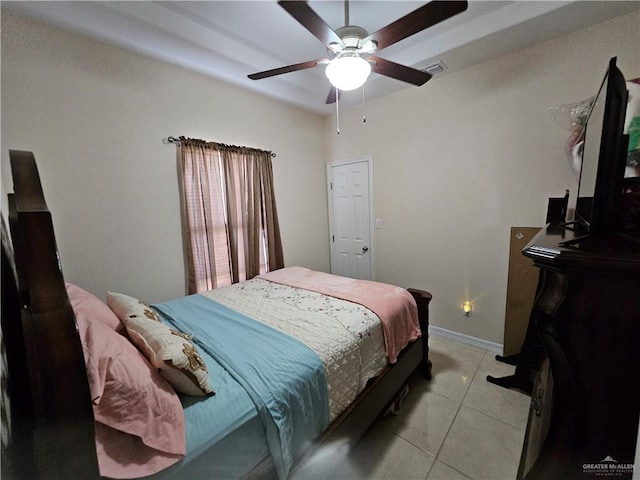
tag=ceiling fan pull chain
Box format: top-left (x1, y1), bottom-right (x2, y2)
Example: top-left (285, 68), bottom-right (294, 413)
top-left (336, 87), bottom-right (341, 134)
top-left (344, 0), bottom-right (349, 26)
top-left (362, 83), bottom-right (367, 123)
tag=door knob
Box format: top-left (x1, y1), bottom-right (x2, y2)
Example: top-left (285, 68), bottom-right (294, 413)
top-left (362, 246), bottom-right (369, 253)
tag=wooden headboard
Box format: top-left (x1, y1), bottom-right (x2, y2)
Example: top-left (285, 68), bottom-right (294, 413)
top-left (1, 151), bottom-right (100, 479)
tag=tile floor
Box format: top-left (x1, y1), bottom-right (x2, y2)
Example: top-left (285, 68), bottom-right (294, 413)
top-left (291, 334), bottom-right (531, 480)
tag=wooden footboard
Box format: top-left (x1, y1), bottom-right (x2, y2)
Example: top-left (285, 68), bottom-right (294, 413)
top-left (409, 288), bottom-right (433, 380)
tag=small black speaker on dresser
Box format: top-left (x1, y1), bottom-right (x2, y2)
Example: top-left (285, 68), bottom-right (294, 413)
top-left (546, 190), bottom-right (570, 224)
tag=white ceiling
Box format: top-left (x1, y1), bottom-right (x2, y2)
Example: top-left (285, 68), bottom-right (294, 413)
top-left (5, 1), bottom-right (639, 115)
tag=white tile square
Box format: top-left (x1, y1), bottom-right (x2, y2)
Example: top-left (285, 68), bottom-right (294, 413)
top-left (479, 351), bottom-right (518, 378)
top-left (438, 406), bottom-right (525, 480)
top-left (293, 426), bottom-right (435, 480)
top-left (427, 350), bottom-right (477, 403)
top-left (379, 382), bottom-right (459, 456)
top-left (429, 335), bottom-right (486, 369)
top-left (426, 460), bottom-right (472, 480)
top-left (463, 365), bottom-right (530, 430)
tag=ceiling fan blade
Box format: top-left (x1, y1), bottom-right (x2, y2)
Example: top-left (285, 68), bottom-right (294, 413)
top-left (248, 59), bottom-right (325, 80)
top-left (369, 56), bottom-right (432, 86)
top-left (363, 1), bottom-right (468, 51)
top-left (326, 87), bottom-right (342, 105)
top-left (278, 1), bottom-right (344, 47)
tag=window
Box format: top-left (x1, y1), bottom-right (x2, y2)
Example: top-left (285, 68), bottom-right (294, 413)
top-left (179, 138), bottom-right (283, 293)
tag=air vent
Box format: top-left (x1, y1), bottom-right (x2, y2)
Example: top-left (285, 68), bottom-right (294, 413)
top-left (423, 61), bottom-right (447, 75)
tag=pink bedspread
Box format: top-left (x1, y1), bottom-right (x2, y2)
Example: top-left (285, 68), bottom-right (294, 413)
top-left (258, 267), bottom-right (421, 363)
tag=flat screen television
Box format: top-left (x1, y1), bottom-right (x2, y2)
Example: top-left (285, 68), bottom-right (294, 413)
top-left (569, 57), bottom-right (629, 242)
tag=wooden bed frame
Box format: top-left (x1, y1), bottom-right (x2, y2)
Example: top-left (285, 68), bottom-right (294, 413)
top-left (1, 150), bottom-right (432, 480)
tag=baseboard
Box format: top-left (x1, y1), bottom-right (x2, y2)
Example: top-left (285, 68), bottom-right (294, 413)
top-left (428, 325), bottom-right (503, 355)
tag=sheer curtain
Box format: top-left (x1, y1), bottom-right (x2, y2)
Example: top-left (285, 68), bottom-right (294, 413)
top-left (179, 137), bottom-right (284, 293)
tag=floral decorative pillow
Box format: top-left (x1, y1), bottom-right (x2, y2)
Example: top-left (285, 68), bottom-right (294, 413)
top-left (106, 291), bottom-right (213, 397)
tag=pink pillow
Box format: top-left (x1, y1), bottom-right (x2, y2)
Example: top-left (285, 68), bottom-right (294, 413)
top-left (66, 283), bottom-right (124, 333)
top-left (73, 292), bottom-right (186, 477)
top-left (94, 422), bottom-right (183, 479)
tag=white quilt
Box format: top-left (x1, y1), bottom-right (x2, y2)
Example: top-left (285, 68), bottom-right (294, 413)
top-left (201, 278), bottom-right (387, 421)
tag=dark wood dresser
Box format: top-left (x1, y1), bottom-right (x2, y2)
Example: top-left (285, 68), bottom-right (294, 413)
top-left (517, 225), bottom-right (640, 480)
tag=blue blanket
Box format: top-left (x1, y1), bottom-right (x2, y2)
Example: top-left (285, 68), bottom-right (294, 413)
top-left (153, 294), bottom-right (330, 479)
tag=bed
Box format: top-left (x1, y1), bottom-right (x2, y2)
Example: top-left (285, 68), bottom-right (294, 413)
top-left (1, 150), bottom-right (433, 480)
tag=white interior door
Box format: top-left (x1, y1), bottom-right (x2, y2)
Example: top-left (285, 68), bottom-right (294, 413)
top-left (328, 157), bottom-right (373, 280)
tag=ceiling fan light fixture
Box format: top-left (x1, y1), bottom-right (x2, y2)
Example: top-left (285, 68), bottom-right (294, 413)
top-left (325, 52), bottom-right (371, 91)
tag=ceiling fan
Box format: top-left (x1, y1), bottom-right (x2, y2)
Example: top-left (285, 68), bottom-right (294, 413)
top-left (248, 0), bottom-right (469, 104)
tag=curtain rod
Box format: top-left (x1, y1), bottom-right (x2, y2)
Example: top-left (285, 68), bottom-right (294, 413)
top-left (162, 136), bottom-right (276, 158)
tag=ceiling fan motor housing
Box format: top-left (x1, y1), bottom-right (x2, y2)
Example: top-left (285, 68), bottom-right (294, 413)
top-left (328, 26), bottom-right (377, 56)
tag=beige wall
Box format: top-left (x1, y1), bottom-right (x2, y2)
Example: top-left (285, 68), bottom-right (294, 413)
top-left (324, 11), bottom-right (640, 344)
top-left (3, 9), bottom-right (639, 346)
top-left (1, 11), bottom-right (329, 303)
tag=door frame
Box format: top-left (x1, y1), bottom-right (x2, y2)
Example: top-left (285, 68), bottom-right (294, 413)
top-left (327, 154), bottom-right (375, 279)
